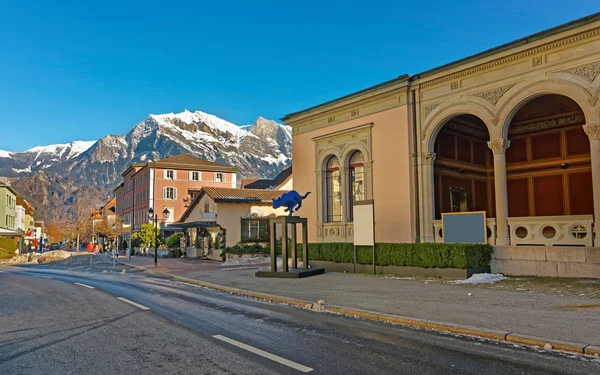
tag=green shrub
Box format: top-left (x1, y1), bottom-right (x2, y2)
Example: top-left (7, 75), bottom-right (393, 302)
top-left (166, 234), bottom-right (181, 248)
top-left (297, 242), bottom-right (491, 269)
top-left (0, 238), bottom-right (17, 252)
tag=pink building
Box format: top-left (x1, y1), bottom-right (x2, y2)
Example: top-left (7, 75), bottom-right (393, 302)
top-left (114, 154), bottom-right (239, 233)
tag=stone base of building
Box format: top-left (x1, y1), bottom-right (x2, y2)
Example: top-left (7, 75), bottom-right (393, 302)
top-left (491, 246), bottom-right (600, 278)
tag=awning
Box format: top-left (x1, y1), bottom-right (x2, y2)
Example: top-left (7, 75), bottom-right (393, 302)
top-left (0, 228), bottom-right (25, 237)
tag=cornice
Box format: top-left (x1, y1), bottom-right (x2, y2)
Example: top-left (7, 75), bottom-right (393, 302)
top-left (418, 28), bottom-right (600, 89)
top-left (289, 86), bottom-right (408, 126)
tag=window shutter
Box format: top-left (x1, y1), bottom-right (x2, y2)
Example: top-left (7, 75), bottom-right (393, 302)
top-left (162, 187), bottom-right (167, 199)
top-left (163, 170), bottom-right (167, 179)
top-left (173, 170), bottom-right (177, 180)
top-left (173, 188), bottom-right (177, 200)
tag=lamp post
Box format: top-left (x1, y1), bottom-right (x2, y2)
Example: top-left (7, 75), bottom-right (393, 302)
top-left (148, 207), bottom-right (170, 267)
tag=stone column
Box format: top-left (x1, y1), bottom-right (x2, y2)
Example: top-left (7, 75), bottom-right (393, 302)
top-left (421, 152), bottom-right (436, 242)
top-left (583, 123), bottom-right (600, 246)
top-left (488, 139), bottom-right (511, 246)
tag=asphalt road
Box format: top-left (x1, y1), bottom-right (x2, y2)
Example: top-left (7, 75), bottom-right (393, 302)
top-left (1, 266), bottom-right (599, 375)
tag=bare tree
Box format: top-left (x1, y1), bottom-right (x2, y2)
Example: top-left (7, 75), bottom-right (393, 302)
top-left (70, 188), bottom-right (96, 252)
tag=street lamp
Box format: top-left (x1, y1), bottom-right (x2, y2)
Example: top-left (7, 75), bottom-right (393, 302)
top-left (148, 207), bottom-right (170, 266)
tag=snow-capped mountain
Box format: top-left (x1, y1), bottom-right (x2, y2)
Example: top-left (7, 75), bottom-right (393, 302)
top-left (1, 110), bottom-right (292, 188)
top-left (0, 141), bottom-right (96, 175)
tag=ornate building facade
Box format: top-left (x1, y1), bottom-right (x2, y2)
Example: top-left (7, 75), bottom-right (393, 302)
top-left (283, 13), bottom-right (600, 248)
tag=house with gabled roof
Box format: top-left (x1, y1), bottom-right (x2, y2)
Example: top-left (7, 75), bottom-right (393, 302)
top-left (174, 187), bottom-right (288, 259)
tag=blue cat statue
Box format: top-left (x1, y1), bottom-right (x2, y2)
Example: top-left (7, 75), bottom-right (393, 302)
top-left (272, 191), bottom-right (311, 216)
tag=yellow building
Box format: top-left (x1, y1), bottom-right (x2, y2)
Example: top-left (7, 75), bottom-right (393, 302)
top-left (283, 13), bottom-right (600, 255)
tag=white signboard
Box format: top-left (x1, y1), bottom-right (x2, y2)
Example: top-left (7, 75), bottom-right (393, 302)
top-left (353, 201), bottom-right (374, 246)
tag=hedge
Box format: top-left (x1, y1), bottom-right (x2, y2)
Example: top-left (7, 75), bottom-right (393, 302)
top-left (0, 238), bottom-right (17, 252)
top-left (297, 242), bottom-right (491, 269)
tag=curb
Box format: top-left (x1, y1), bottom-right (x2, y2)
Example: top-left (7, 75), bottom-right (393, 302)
top-left (118, 260), bottom-right (600, 357)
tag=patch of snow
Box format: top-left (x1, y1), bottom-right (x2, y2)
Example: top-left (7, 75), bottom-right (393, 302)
top-left (150, 109), bottom-right (248, 139)
top-left (261, 153), bottom-right (290, 164)
top-left (12, 167), bottom-right (31, 173)
top-left (24, 140), bottom-right (96, 159)
top-left (0, 150), bottom-right (12, 158)
top-left (453, 273), bottom-right (506, 284)
top-left (221, 256), bottom-right (279, 266)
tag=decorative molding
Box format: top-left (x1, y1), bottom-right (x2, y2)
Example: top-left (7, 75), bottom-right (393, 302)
top-left (492, 117), bottom-right (499, 126)
top-left (487, 139), bottom-right (511, 155)
top-left (421, 152), bottom-right (437, 165)
top-left (450, 82), bottom-right (459, 90)
top-left (510, 113), bottom-right (585, 135)
top-left (564, 62), bottom-right (600, 83)
top-left (532, 56), bottom-right (543, 67)
top-left (351, 109), bottom-right (359, 117)
top-left (423, 104), bottom-right (438, 119)
top-left (420, 28), bottom-right (600, 89)
top-left (472, 84), bottom-right (515, 106)
top-left (445, 120), bottom-right (489, 139)
top-left (288, 87), bottom-right (408, 131)
top-left (589, 96), bottom-right (598, 107)
top-left (583, 123), bottom-right (600, 141)
top-left (327, 116), bottom-right (335, 123)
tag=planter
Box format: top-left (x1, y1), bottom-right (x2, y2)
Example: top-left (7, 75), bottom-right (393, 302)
top-left (309, 261), bottom-right (490, 278)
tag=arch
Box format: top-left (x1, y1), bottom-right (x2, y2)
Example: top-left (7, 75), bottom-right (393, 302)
top-left (316, 148), bottom-right (342, 172)
top-left (497, 79), bottom-right (597, 139)
top-left (340, 142), bottom-right (371, 167)
top-left (423, 101), bottom-right (496, 153)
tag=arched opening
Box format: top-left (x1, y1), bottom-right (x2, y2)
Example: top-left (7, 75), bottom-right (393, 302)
top-left (433, 114), bottom-right (492, 219)
top-left (506, 94), bottom-right (591, 218)
top-left (325, 155), bottom-right (342, 223)
top-left (347, 150), bottom-right (365, 221)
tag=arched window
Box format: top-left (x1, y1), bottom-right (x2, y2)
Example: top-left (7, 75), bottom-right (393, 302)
top-left (348, 151), bottom-right (365, 221)
top-left (326, 156), bottom-right (342, 222)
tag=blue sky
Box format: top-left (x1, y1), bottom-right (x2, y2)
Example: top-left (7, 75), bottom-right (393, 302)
top-left (0, 1), bottom-right (598, 151)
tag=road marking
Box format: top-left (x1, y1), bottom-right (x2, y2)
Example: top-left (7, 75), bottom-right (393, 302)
top-left (74, 282), bottom-right (95, 289)
top-left (36, 275), bottom-right (53, 279)
top-left (212, 335), bottom-right (313, 373)
top-left (116, 297), bottom-right (150, 310)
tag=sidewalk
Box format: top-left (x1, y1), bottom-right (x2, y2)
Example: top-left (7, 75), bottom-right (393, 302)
top-left (120, 256), bottom-right (600, 350)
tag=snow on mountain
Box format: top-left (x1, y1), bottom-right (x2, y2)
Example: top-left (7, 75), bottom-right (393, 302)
top-left (0, 150), bottom-right (12, 159)
top-left (25, 140), bottom-right (96, 160)
top-left (0, 110), bottom-right (292, 189)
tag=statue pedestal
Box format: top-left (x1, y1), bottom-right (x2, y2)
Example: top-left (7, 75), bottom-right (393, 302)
top-left (255, 216), bottom-right (324, 278)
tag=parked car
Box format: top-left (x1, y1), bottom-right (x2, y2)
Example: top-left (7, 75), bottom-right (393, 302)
top-left (49, 243), bottom-right (60, 250)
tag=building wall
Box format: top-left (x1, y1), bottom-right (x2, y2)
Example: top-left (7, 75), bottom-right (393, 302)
top-left (153, 168), bottom-right (236, 224)
top-left (0, 187), bottom-right (16, 230)
top-left (15, 205), bottom-right (26, 231)
top-left (291, 105), bottom-right (414, 243)
top-left (183, 195), bottom-right (286, 246)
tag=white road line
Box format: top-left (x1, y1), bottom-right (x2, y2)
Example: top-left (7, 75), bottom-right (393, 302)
top-left (212, 334), bottom-right (313, 373)
top-left (116, 297), bottom-right (150, 310)
top-left (74, 282), bottom-right (95, 289)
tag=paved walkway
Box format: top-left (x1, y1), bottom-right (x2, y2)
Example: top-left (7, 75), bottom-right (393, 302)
top-left (120, 256), bottom-right (600, 346)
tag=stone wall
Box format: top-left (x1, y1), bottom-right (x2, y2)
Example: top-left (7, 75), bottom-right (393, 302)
top-left (491, 246), bottom-right (600, 278)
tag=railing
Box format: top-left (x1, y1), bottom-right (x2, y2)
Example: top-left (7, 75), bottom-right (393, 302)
top-left (432, 218), bottom-right (496, 245)
top-left (507, 215), bottom-right (594, 247)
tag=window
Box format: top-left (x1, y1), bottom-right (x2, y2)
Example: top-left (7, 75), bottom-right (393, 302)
top-left (165, 170), bottom-right (175, 180)
top-left (326, 156), bottom-right (342, 222)
top-left (190, 171), bottom-right (200, 181)
top-left (163, 187), bottom-right (177, 200)
top-left (348, 151), bottom-right (365, 221)
top-left (215, 173), bottom-right (224, 182)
